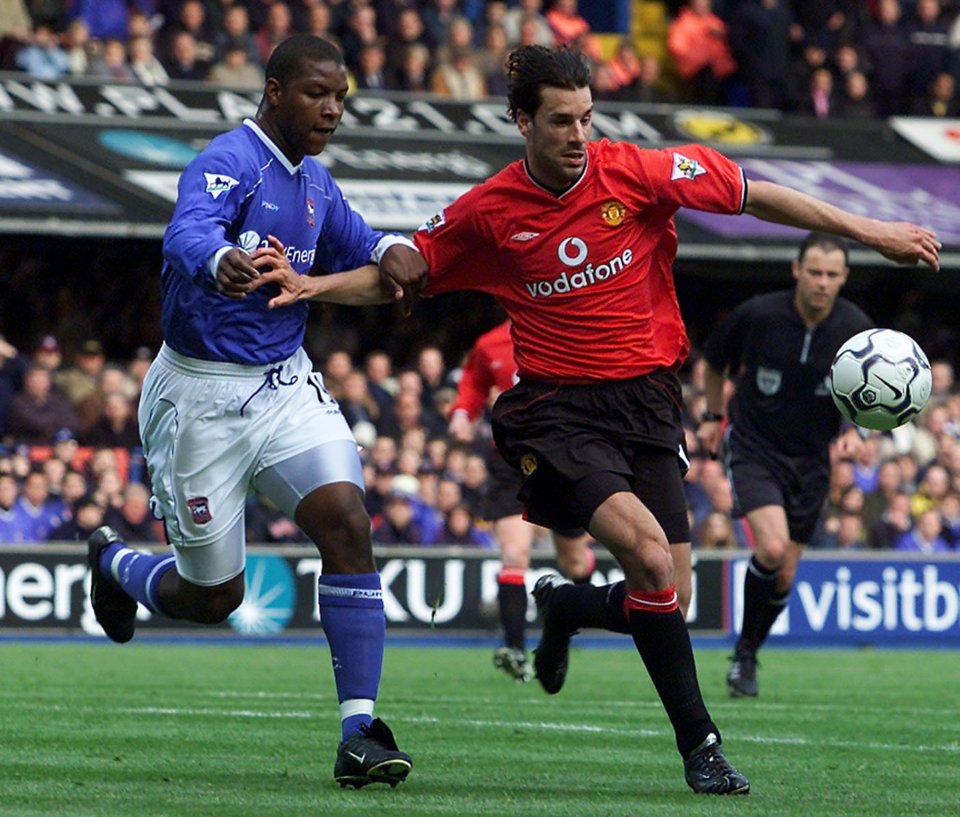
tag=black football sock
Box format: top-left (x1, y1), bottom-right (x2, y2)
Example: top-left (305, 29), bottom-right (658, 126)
top-left (625, 588), bottom-right (717, 758)
top-left (755, 587), bottom-right (791, 647)
top-left (548, 580), bottom-right (631, 634)
top-left (737, 556), bottom-right (779, 655)
top-left (498, 574), bottom-right (528, 652)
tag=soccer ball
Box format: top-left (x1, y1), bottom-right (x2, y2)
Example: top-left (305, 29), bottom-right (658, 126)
top-left (830, 329), bottom-right (932, 431)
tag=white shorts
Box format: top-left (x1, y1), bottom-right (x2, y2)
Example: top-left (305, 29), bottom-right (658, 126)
top-left (140, 343), bottom-right (362, 585)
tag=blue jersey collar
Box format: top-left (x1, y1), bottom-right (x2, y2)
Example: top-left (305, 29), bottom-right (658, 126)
top-left (243, 118), bottom-right (300, 175)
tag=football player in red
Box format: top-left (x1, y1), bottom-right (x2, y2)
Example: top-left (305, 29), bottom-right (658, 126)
top-left (250, 45), bottom-right (939, 796)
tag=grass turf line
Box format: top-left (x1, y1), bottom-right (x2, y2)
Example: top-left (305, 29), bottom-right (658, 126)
top-left (1, 642), bottom-right (956, 816)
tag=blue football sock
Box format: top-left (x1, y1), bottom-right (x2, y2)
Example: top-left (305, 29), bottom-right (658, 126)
top-left (99, 541), bottom-right (176, 615)
top-left (317, 572), bottom-right (384, 742)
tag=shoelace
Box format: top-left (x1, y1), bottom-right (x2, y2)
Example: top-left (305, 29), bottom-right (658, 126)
top-left (240, 365), bottom-right (299, 417)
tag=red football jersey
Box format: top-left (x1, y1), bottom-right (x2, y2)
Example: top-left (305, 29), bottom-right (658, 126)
top-left (450, 320), bottom-right (516, 420)
top-left (415, 140), bottom-right (745, 381)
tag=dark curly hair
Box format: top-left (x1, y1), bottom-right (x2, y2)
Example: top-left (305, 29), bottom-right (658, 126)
top-left (506, 45), bottom-right (592, 122)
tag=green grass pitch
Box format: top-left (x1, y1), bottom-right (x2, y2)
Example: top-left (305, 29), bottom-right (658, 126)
top-left (1, 640), bottom-right (956, 816)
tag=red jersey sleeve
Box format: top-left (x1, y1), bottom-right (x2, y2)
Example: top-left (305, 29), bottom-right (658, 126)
top-left (634, 143), bottom-right (745, 215)
top-left (450, 343), bottom-right (495, 420)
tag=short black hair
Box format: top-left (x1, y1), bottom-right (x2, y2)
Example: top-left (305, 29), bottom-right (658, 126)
top-left (265, 34), bottom-right (344, 88)
top-left (797, 231), bottom-right (849, 265)
top-left (506, 45), bottom-right (592, 122)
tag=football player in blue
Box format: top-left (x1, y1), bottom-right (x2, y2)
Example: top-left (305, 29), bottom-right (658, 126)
top-left (84, 34), bottom-right (420, 789)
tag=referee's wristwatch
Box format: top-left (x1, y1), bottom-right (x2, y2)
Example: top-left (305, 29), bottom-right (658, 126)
top-left (700, 410), bottom-right (725, 423)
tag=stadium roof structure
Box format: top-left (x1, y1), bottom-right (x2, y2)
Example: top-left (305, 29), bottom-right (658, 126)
top-left (2, 72), bottom-right (959, 268)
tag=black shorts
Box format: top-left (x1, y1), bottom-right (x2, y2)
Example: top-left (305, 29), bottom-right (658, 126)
top-left (725, 432), bottom-right (830, 544)
top-left (491, 372), bottom-right (690, 542)
top-left (482, 446), bottom-right (587, 537)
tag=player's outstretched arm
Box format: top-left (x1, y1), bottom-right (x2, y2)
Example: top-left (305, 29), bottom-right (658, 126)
top-left (744, 180), bottom-right (941, 271)
top-left (250, 235), bottom-right (393, 306)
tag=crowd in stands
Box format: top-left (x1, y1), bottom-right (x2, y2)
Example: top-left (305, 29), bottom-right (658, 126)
top-left (2, 1), bottom-right (960, 116)
top-left (1, 322), bottom-right (959, 554)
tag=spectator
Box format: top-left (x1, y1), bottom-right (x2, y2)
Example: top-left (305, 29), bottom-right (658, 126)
top-left (797, 67), bottom-right (836, 118)
top-left (789, 0), bottom-right (860, 54)
top-left (475, 22), bottom-right (509, 93)
top-left (820, 511), bottom-right (866, 550)
top-left (354, 42), bottom-right (389, 90)
top-left (786, 37), bottom-right (829, 112)
top-left (432, 45), bottom-right (488, 100)
top-left (421, 0), bottom-right (459, 49)
top-left (62, 17), bottom-right (92, 76)
top-left (163, 30), bottom-right (208, 81)
top-left (435, 502), bottom-right (494, 546)
top-left (31, 335), bottom-right (62, 373)
top-left (87, 37), bottom-right (135, 82)
top-left (245, 492), bottom-right (309, 544)
top-left (545, 0), bottom-right (599, 61)
top-left (394, 41), bottom-right (432, 92)
top-left (384, 7), bottom-right (432, 84)
top-left (475, 0), bottom-right (508, 45)
top-left (940, 491), bottom-right (960, 548)
top-left (340, 369), bottom-right (381, 430)
top-left (126, 346), bottom-right (154, 399)
top-left (207, 39), bottom-right (265, 88)
top-left (729, 0), bottom-right (793, 109)
top-left (895, 506), bottom-right (951, 552)
top-left (164, 0), bottom-right (217, 68)
top-left (911, 462), bottom-right (952, 516)
top-left (60, 469), bottom-right (89, 511)
top-left (255, 0), bottom-right (294, 66)
top-left (5, 365), bottom-right (79, 445)
top-left (906, 0), bottom-right (951, 99)
top-left (340, 2), bottom-right (381, 75)
top-left (503, 0), bottom-right (553, 47)
top-left (214, 3), bottom-right (260, 65)
top-left (694, 510), bottom-right (739, 549)
top-left (0, 472), bottom-right (31, 544)
top-left (56, 339), bottom-right (105, 410)
top-left (861, 0), bottom-right (911, 116)
top-left (868, 489), bottom-right (913, 548)
top-left (82, 391), bottom-right (141, 448)
top-left (129, 33), bottom-right (170, 86)
top-left (836, 70), bottom-right (877, 119)
top-left (92, 466), bottom-right (125, 512)
top-left (48, 492), bottom-right (106, 542)
top-left (304, 1), bottom-right (336, 43)
top-left (593, 39), bottom-right (643, 101)
top-left (667, 0), bottom-right (737, 105)
top-left (862, 457), bottom-right (904, 529)
top-left (930, 358), bottom-right (955, 398)
top-left (372, 481), bottom-right (425, 545)
top-left (14, 22), bottom-right (69, 79)
top-left (17, 468), bottom-right (63, 541)
top-left (909, 71), bottom-right (960, 116)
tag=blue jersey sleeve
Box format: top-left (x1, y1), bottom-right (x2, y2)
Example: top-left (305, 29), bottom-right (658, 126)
top-left (162, 139), bottom-right (255, 287)
top-left (313, 176), bottom-right (382, 273)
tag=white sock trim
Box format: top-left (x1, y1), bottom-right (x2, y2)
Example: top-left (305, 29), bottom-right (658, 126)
top-left (109, 548), bottom-right (135, 582)
top-left (340, 699), bottom-right (375, 721)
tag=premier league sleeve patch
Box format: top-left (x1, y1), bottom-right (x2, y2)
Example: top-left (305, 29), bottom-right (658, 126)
top-left (670, 153), bottom-right (707, 181)
top-left (418, 209), bottom-right (446, 232)
top-left (203, 172), bottom-right (240, 200)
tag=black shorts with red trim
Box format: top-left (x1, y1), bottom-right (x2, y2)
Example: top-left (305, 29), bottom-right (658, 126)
top-left (491, 371), bottom-right (690, 542)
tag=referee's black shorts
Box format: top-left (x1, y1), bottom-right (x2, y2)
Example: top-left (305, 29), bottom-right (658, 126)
top-left (725, 429), bottom-right (830, 544)
top-left (491, 370), bottom-right (690, 543)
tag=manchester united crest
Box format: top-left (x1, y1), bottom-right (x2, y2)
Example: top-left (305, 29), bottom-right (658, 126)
top-left (600, 199), bottom-right (626, 227)
top-left (520, 453), bottom-right (538, 476)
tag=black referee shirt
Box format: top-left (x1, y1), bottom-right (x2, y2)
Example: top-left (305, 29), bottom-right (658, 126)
top-left (703, 290), bottom-right (873, 459)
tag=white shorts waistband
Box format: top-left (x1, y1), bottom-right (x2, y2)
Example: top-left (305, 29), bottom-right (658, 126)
top-left (157, 342), bottom-right (305, 381)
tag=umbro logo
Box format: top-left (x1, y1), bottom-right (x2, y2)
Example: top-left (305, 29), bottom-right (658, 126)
top-left (510, 231), bottom-right (540, 241)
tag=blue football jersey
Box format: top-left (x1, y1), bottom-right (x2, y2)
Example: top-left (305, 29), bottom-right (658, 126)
top-left (161, 119), bottom-right (383, 365)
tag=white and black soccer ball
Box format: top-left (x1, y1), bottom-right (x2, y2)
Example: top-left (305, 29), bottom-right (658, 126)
top-left (830, 328), bottom-right (932, 431)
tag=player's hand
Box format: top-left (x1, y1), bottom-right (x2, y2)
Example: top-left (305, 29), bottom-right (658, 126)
top-left (448, 410), bottom-right (475, 443)
top-left (216, 248), bottom-right (260, 298)
top-left (696, 419), bottom-right (723, 459)
top-left (874, 223), bottom-right (941, 271)
top-left (379, 245), bottom-right (428, 315)
top-left (249, 235), bottom-right (305, 308)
